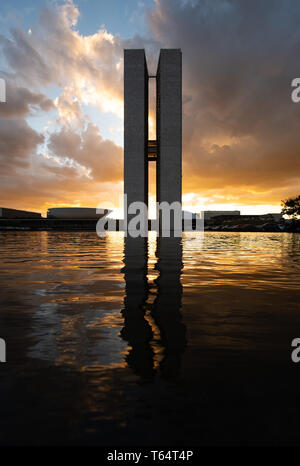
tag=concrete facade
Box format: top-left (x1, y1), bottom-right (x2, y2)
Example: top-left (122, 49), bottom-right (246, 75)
top-left (204, 211), bottom-right (241, 220)
top-left (0, 207), bottom-right (41, 219)
top-left (124, 49), bottom-right (148, 231)
top-left (156, 50), bottom-right (182, 211)
top-left (124, 49), bottom-right (182, 232)
top-left (47, 207), bottom-right (110, 219)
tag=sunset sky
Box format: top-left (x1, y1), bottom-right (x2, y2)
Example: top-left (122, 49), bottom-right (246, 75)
top-left (1, 0), bottom-right (300, 217)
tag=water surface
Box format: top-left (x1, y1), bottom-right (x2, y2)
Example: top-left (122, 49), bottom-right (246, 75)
top-left (0, 231), bottom-right (300, 445)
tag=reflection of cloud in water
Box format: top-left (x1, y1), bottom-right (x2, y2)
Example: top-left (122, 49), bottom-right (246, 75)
top-left (28, 306), bottom-right (127, 368)
top-left (27, 233), bottom-right (128, 369)
top-left (28, 233), bottom-right (187, 378)
top-left (1, 231), bottom-right (300, 445)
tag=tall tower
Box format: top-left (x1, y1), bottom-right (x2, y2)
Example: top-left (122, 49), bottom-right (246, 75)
top-left (156, 50), bottom-right (182, 210)
top-left (124, 49), bottom-right (182, 232)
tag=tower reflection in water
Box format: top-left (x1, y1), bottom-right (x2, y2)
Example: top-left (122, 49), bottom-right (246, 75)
top-left (121, 235), bottom-right (186, 381)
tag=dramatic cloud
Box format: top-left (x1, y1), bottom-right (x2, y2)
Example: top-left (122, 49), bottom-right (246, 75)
top-left (148, 0), bottom-right (300, 207)
top-left (1, 0), bottom-right (300, 214)
top-left (0, 117), bottom-right (43, 174)
top-left (47, 122), bottom-right (123, 183)
top-left (0, 83), bottom-right (53, 117)
top-left (0, 0), bottom-right (128, 212)
top-left (0, 4), bottom-right (124, 114)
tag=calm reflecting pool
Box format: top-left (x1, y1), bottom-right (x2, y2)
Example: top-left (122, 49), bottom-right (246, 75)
top-left (0, 231), bottom-right (300, 445)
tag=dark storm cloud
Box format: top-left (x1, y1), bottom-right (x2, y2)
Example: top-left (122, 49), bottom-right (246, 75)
top-left (0, 117), bottom-right (43, 174)
top-left (148, 0), bottom-right (300, 202)
top-left (0, 82), bottom-right (53, 177)
top-left (0, 83), bottom-right (54, 117)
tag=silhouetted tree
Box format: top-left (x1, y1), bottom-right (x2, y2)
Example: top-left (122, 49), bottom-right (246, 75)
top-left (281, 195), bottom-right (300, 219)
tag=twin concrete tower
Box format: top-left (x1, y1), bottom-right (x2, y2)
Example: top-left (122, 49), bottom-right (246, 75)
top-left (124, 49), bottom-right (182, 231)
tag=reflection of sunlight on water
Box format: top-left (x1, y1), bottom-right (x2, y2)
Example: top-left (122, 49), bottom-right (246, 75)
top-left (182, 232), bottom-right (300, 290)
top-left (0, 231), bottom-right (300, 373)
top-left (1, 231), bottom-right (300, 445)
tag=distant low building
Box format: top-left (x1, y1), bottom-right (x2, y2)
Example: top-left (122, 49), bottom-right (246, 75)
top-left (204, 211), bottom-right (241, 220)
top-left (0, 207), bottom-right (41, 219)
top-left (182, 210), bottom-right (201, 220)
top-left (47, 207), bottom-right (111, 219)
top-left (239, 213), bottom-right (283, 222)
top-left (265, 213), bottom-right (283, 222)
